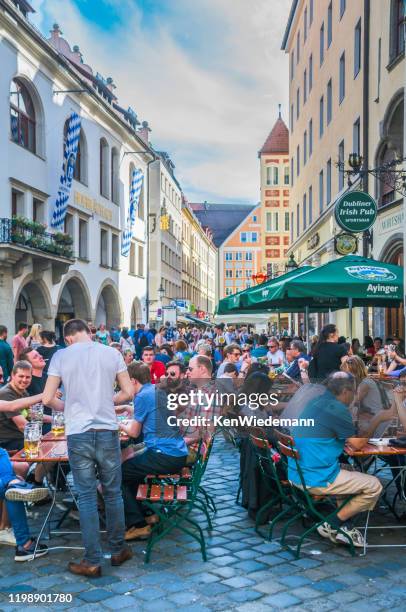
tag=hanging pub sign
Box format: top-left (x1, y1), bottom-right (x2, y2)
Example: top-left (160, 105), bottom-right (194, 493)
top-left (334, 191), bottom-right (377, 233)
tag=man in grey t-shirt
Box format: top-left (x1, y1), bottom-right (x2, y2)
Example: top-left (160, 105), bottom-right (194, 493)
top-left (43, 319), bottom-right (134, 577)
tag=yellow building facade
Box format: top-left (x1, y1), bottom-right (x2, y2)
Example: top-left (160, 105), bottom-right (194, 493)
top-left (282, 0), bottom-right (404, 339)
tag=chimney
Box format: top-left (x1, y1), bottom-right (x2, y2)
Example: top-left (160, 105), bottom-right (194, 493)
top-left (137, 120), bottom-right (151, 144)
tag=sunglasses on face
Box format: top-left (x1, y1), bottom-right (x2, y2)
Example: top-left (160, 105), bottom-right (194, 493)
top-left (167, 371), bottom-right (178, 377)
top-left (232, 352), bottom-right (241, 357)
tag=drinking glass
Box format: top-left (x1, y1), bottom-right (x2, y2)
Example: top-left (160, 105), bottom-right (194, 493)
top-left (24, 422), bottom-right (41, 459)
top-left (30, 403), bottom-right (44, 424)
top-left (51, 411), bottom-right (65, 436)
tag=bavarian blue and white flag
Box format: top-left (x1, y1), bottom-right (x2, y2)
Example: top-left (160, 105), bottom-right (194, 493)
top-left (50, 112), bottom-right (81, 230)
top-left (121, 168), bottom-right (144, 257)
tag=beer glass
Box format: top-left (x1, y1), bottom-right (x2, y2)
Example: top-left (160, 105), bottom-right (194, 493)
top-left (24, 422), bottom-right (40, 459)
top-left (51, 411), bottom-right (65, 436)
top-left (30, 403), bottom-right (44, 424)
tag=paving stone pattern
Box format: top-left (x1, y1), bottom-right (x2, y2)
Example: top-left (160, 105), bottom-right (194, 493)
top-left (0, 438), bottom-right (406, 610)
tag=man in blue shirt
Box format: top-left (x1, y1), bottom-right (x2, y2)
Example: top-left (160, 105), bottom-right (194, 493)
top-left (285, 339), bottom-right (307, 380)
top-left (120, 361), bottom-right (188, 541)
top-left (0, 326), bottom-right (13, 384)
top-left (288, 372), bottom-right (382, 548)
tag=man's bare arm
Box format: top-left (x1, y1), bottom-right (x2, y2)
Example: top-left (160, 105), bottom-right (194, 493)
top-left (113, 371), bottom-right (134, 404)
top-left (42, 375), bottom-right (64, 411)
top-left (0, 394), bottom-right (43, 413)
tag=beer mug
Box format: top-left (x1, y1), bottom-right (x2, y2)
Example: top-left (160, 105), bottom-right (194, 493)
top-left (51, 411), bottom-right (65, 436)
top-left (24, 422), bottom-right (40, 459)
top-left (30, 403), bottom-right (44, 424)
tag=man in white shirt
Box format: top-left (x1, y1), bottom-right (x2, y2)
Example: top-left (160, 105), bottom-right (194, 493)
top-left (267, 337), bottom-right (285, 366)
top-left (43, 319), bottom-right (134, 578)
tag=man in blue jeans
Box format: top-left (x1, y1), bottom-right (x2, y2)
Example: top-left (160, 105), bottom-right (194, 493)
top-left (0, 448), bottom-right (48, 561)
top-left (43, 319), bottom-right (135, 577)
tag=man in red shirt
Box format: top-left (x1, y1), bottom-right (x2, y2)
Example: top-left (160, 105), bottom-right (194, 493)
top-left (12, 323), bottom-right (28, 362)
top-left (141, 346), bottom-right (166, 384)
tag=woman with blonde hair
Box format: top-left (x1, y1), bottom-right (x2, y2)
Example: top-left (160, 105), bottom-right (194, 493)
top-left (27, 323), bottom-right (42, 349)
top-left (341, 355), bottom-right (392, 435)
top-left (154, 326), bottom-right (166, 349)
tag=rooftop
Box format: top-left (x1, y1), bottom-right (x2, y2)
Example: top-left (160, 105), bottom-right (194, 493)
top-left (190, 202), bottom-right (257, 247)
top-left (259, 114), bottom-right (289, 156)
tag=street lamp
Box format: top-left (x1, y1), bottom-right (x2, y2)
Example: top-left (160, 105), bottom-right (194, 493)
top-left (158, 282), bottom-right (165, 303)
top-left (285, 253), bottom-right (299, 273)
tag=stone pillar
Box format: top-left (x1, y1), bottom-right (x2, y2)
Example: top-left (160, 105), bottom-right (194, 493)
top-left (0, 265), bottom-right (16, 335)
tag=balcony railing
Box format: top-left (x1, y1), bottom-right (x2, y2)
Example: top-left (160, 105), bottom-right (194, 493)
top-left (0, 217), bottom-right (74, 259)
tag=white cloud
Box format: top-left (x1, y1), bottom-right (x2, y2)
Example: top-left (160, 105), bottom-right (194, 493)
top-left (33, 0), bottom-right (290, 203)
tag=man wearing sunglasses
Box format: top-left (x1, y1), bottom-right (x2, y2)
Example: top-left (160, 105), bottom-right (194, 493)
top-left (216, 344), bottom-right (242, 378)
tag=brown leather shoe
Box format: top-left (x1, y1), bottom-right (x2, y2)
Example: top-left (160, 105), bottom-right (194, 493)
top-left (145, 514), bottom-right (160, 525)
top-left (68, 559), bottom-right (101, 578)
top-left (124, 525), bottom-right (151, 541)
top-left (111, 546), bottom-right (133, 566)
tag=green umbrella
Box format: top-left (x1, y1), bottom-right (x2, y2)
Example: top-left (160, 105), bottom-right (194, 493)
top-left (240, 266), bottom-right (314, 309)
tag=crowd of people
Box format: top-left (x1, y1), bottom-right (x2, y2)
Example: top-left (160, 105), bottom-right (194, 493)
top-left (0, 318), bottom-right (405, 573)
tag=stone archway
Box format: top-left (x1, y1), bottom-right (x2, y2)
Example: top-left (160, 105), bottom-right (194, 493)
top-left (14, 278), bottom-right (53, 331)
top-left (95, 281), bottom-right (122, 329)
top-left (130, 297), bottom-right (142, 327)
top-left (55, 274), bottom-right (92, 340)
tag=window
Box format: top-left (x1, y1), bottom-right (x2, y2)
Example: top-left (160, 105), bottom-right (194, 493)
top-left (225, 252), bottom-right (233, 260)
top-left (235, 269), bottom-right (243, 279)
top-left (354, 19), bottom-right (362, 77)
top-left (309, 185), bottom-right (313, 224)
top-left (138, 182), bottom-right (145, 220)
top-left (319, 96), bottom-right (324, 137)
top-left (338, 140), bottom-right (345, 190)
top-left (79, 218), bottom-right (88, 259)
top-left (310, 0), bottom-right (314, 25)
top-left (9, 78), bottom-right (36, 153)
top-left (11, 188), bottom-right (24, 217)
top-left (303, 69), bottom-right (307, 103)
top-left (296, 88), bottom-right (300, 119)
top-left (284, 212), bottom-right (290, 231)
top-left (225, 270), bottom-right (233, 278)
top-left (111, 233), bottom-right (119, 269)
top-left (327, 79), bottom-right (332, 124)
top-left (63, 119), bottom-right (85, 182)
top-left (252, 215), bottom-right (257, 222)
top-left (319, 170), bottom-right (324, 213)
top-left (111, 147), bottom-right (119, 204)
top-left (266, 212), bottom-right (279, 232)
top-left (296, 30), bottom-right (300, 64)
top-left (267, 166), bottom-right (279, 185)
top-left (284, 166), bottom-right (290, 185)
top-left (245, 252), bottom-right (253, 261)
top-left (389, 0), bottom-right (405, 60)
top-left (297, 145), bottom-right (300, 176)
top-left (290, 51), bottom-right (295, 81)
top-left (100, 138), bottom-right (109, 197)
top-left (339, 52), bottom-right (346, 103)
top-left (138, 244), bottom-right (144, 277)
top-left (327, 2), bottom-right (333, 47)
top-left (320, 22), bottom-right (325, 65)
top-left (100, 228), bottom-right (108, 266)
top-left (303, 193), bottom-right (307, 230)
top-left (296, 203), bottom-right (300, 237)
top-left (235, 252), bottom-right (242, 261)
top-left (245, 269), bottom-right (252, 279)
top-left (252, 232), bottom-right (258, 243)
top-left (129, 243), bottom-right (136, 275)
top-left (291, 157), bottom-right (294, 186)
top-left (309, 54), bottom-right (313, 91)
top-left (33, 199), bottom-right (45, 223)
top-left (290, 211), bottom-right (294, 242)
top-left (353, 117), bottom-right (361, 155)
top-left (309, 119), bottom-right (313, 156)
top-left (290, 103), bottom-right (294, 131)
top-left (327, 159), bottom-right (332, 205)
top-left (64, 212), bottom-right (74, 240)
top-left (240, 232), bottom-right (247, 243)
top-left (304, 7), bottom-right (308, 41)
top-left (225, 288), bottom-right (232, 296)
top-left (303, 130), bottom-right (307, 165)
top-left (340, 0), bottom-right (346, 18)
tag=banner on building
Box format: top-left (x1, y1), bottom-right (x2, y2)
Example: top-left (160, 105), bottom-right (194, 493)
top-left (51, 112), bottom-right (82, 230)
top-left (121, 168), bottom-right (144, 257)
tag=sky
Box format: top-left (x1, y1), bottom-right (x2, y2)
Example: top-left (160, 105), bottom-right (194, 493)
top-left (31, 0), bottom-right (290, 205)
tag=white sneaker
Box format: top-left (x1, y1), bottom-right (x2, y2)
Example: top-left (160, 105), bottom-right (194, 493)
top-left (0, 528), bottom-right (17, 546)
top-left (336, 526), bottom-right (365, 548)
top-left (317, 522), bottom-right (338, 543)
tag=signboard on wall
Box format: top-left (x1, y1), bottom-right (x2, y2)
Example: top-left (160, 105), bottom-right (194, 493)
top-left (335, 191), bottom-right (377, 232)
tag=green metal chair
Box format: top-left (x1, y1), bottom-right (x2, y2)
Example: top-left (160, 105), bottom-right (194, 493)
top-left (274, 430), bottom-right (357, 559)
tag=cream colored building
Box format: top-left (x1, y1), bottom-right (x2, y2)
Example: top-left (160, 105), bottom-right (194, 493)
top-left (181, 201), bottom-right (217, 317)
top-left (282, 0), bottom-right (404, 339)
top-left (259, 112), bottom-right (290, 278)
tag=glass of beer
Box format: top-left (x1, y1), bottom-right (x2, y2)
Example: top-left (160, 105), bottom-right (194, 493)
top-left (24, 423), bottom-right (40, 459)
top-left (30, 403), bottom-right (44, 424)
top-left (51, 411), bottom-right (65, 436)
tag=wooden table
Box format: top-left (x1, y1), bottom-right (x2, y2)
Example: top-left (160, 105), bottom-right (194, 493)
top-left (345, 443), bottom-right (406, 457)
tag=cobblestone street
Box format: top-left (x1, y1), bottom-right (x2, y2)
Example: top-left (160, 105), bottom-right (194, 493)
top-left (1, 438), bottom-right (406, 611)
